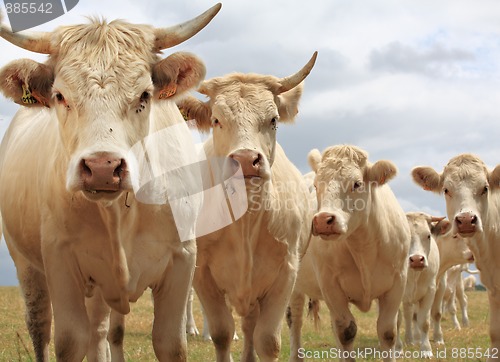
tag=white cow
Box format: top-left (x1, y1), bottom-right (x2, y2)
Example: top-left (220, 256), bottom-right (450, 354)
top-left (0, 5), bottom-right (220, 361)
top-left (288, 145), bottom-right (410, 362)
top-left (395, 213), bottom-right (444, 358)
top-left (431, 232), bottom-right (473, 344)
top-left (177, 52), bottom-right (317, 361)
top-left (412, 153), bottom-right (500, 361)
top-left (464, 274), bottom-right (478, 291)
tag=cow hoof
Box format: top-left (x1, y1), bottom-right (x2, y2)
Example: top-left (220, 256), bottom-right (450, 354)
top-left (421, 350), bottom-right (433, 359)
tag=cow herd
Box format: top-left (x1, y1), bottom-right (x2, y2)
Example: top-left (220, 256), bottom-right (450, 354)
top-left (0, 4), bottom-right (494, 362)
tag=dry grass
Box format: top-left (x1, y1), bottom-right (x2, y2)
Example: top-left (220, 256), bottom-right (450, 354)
top-left (0, 286), bottom-right (491, 361)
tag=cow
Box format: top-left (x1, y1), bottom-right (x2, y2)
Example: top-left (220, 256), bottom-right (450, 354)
top-left (431, 232), bottom-right (473, 344)
top-left (464, 274), bottom-right (478, 291)
top-left (288, 145), bottom-right (410, 362)
top-left (177, 52), bottom-right (317, 361)
top-left (412, 153), bottom-right (500, 361)
top-left (0, 5), bottom-right (220, 361)
top-left (394, 212), bottom-right (444, 358)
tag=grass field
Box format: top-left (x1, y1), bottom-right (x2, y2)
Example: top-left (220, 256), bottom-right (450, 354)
top-left (0, 287), bottom-right (491, 361)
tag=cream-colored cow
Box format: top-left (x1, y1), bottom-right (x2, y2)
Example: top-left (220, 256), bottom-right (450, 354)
top-left (431, 233), bottom-right (473, 344)
top-left (412, 153), bottom-right (500, 361)
top-left (177, 52), bottom-right (317, 361)
top-left (0, 6), bottom-right (220, 361)
top-left (288, 145), bottom-right (410, 362)
top-left (395, 213), bottom-right (446, 358)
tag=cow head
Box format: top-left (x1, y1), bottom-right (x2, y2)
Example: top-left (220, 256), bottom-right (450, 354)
top-left (0, 4), bottom-right (221, 202)
top-left (406, 213), bottom-right (448, 270)
top-left (412, 154), bottom-right (500, 238)
top-left (309, 145), bottom-right (397, 240)
top-left (436, 232), bottom-right (474, 273)
top-left (178, 52), bottom-right (317, 184)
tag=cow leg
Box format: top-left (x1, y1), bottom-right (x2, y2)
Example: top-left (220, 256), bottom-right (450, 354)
top-left (241, 303), bottom-right (259, 362)
top-left (377, 283), bottom-right (405, 362)
top-left (322, 288), bottom-right (356, 362)
top-left (416, 288), bottom-right (435, 358)
top-left (194, 266), bottom-right (235, 362)
top-left (186, 287), bottom-right (200, 336)
top-left (487, 292), bottom-right (500, 362)
top-left (14, 258), bottom-right (52, 362)
top-left (44, 250), bottom-right (90, 361)
top-left (151, 240), bottom-right (196, 362)
top-left (6, 234), bottom-right (52, 362)
top-left (447, 289), bottom-right (461, 330)
top-left (431, 276), bottom-right (445, 345)
top-left (108, 311), bottom-right (125, 362)
top-left (395, 309), bottom-right (403, 355)
top-left (287, 291), bottom-right (306, 362)
top-left (455, 281), bottom-right (469, 327)
top-left (85, 288), bottom-right (111, 362)
top-left (402, 302), bottom-right (414, 346)
top-left (253, 265), bottom-right (297, 362)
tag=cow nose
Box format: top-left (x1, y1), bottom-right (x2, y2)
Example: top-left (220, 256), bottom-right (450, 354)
top-left (409, 254), bottom-right (426, 269)
top-left (312, 212), bottom-right (336, 235)
top-left (230, 150), bottom-right (262, 177)
top-left (455, 212), bottom-right (477, 234)
top-left (81, 155), bottom-right (126, 191)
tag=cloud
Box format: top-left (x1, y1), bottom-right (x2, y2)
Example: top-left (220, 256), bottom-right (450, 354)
top-left (369, 42), bottom-right (475, 77)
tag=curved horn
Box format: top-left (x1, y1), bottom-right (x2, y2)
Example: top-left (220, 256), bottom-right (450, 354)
top-left (278, 51), bottom-right (318, 93)
top-left (154, 3), bottom-right (222, 51)
top-left (0, 21), bottom-right (52, 54)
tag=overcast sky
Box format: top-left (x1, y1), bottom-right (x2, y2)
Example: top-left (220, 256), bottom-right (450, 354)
top-left (1, 0), bottom-right (497, 284)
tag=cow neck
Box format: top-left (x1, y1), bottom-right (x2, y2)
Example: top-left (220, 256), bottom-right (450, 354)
top-left (97, 200), bottom-right (131, 312)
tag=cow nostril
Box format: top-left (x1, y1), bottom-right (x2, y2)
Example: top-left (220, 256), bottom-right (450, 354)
top-left (82, 159), bottom-right (92, 176)
top-left (253, 154), bottom-right (262, 167)
top-left (326, 216), bottom-right (335, 225)
top-left (113, 159), bottom-right (125, 177)
top-left (455, 216), bottom-right (462, 224)
top-left (419, 256), bottom-right (425, 262)
top-left (471, 215), bottom-right (478, 224)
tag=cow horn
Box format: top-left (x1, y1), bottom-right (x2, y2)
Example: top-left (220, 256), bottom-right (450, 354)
top-left (154, 3), bottom-right (221, 51)
top-left (278, 51), bottom-right (318, 93)
top-left (0, 21), bottom-right (52, 54)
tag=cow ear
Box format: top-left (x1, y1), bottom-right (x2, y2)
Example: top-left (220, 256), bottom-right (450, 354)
top-left (152, 52), bottom-right (206, 101)
top-left (367, 160), bottom-right (397, 186)
top-left (431, 219), bottom-right (451, 236)
top-left (177, 95), bottom-right (212, 132)
top-left (412, 166), bottom-right (442, 193)
top-left (489, 164), bottom-right (500, 190)
top-left (0, 59), bottom-right (53, 107)
top-left (308, 148), bottom-right (322, 173)
top-left (277, 83), bottom-right (303, 123)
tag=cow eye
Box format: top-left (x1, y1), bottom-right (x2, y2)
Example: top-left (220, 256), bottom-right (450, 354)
top-left (213, 119), bottom-right (220, 126)
top-left (427, 234), bottom-right (431, 240)
top-left (444, 188), bottom-right (449, 195)
top-left (353, 181), bottom-right (363, 191)
top-left (140, 91), bottom-right (150, 102)
top-left (55, 92), bottom-right (64, 102)
top-left (270, 117), bottom-right (278, 125)
top-left (481, 185), bottom-right (489, 195)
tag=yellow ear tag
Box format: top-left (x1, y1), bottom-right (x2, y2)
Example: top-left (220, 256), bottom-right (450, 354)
top-left (178, 107), bottom-right (189, 121)
top-left (158, 83), bottom-right (177, 99)
top-left (21, 83), bottom-right (38, 104)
